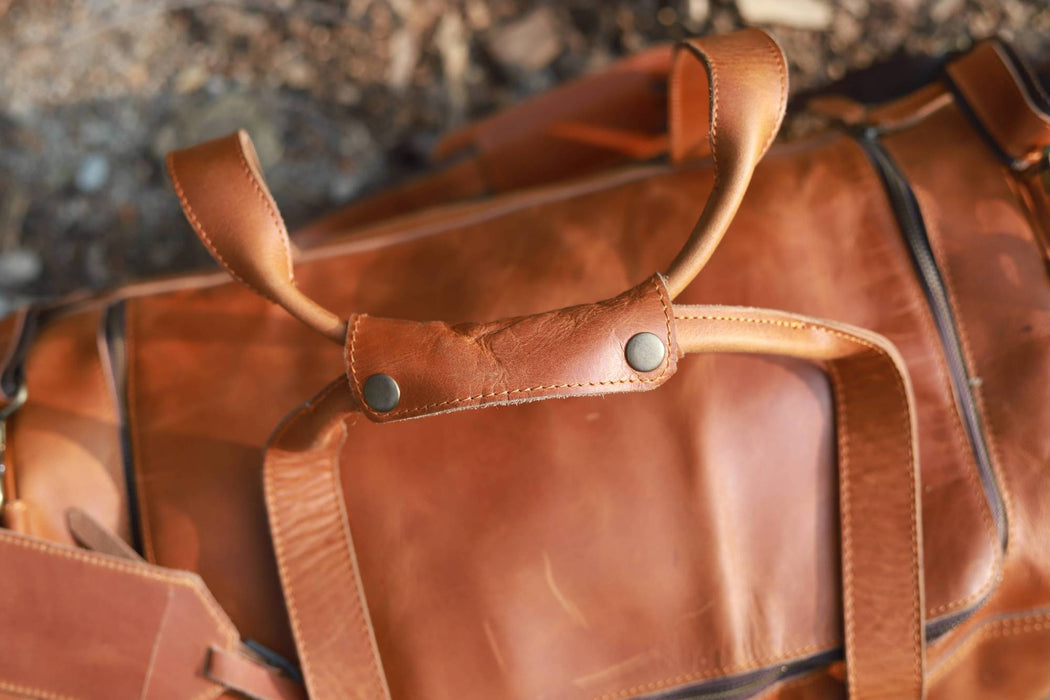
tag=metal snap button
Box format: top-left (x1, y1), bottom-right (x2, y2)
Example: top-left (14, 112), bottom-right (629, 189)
top-left (624, 332), bottom-right (666, 373)
top-left (363, 373), bottom-right (400, 412)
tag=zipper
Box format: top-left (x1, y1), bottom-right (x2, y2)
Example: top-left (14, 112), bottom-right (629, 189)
top-left (853, 128), bottom-right (1008, 636)
top-left (639, 650), bottom-right (840, 700)
top-left (102, 300), bottom-right (143, 554)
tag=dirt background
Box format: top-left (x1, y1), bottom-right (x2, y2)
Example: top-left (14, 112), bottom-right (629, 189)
top-left (2, 0), bottom-right (1048, 307)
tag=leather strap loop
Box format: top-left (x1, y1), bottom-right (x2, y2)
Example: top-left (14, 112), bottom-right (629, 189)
top-left (946, 40), bottom-right (1050, 170)
top-left (675, 307), bottom-right (926, 700)
top-left (206, 646), bottom-right (308, 700)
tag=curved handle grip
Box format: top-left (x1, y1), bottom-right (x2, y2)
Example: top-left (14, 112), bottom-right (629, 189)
top-left (664, 30), bottom-right (787, 296)
top-left (165, 29), bottom-right (787, 342)
top-left (166, 131), bottom-right (348, 343)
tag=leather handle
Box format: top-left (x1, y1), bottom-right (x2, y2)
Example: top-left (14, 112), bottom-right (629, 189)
top-left (166, 131), bottom-right (348, 343)
top-left (664, 30), bottom-right (787, 296)
top-left (165, 29), bottom-right (787, 343)
top-left (263, 302), bottom-right (924, 700)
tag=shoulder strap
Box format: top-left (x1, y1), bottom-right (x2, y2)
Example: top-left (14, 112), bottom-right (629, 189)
top-left (0, 529), bottom-right (305, 700)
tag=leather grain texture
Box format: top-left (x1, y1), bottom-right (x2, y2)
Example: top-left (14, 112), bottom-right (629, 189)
top-left (1, 30), bottom-right (1049, 700)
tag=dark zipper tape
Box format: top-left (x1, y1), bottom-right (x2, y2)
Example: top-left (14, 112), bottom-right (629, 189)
top-left (101, 300), bottom-right (144, 555)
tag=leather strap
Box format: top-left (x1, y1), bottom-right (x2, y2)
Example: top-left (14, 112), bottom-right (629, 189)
top-left (0, 529), bottom-right (306, 700)
top-left (0, 529), bottom-right (237, 699)
top-left (946, 40), bottom-right (1050, 169)
top-left (675, 307), bottom-right (926, 700)
top-left (165, 28), bottom-right (788, 341)
top-left (166, 132), bottom-right (347, 343)
top-left (345, 275), bottom-right (678, 422)
top-left (265, 304), bottom-right (925, 700)
top-left (206, 647), bottom-right (308, 700)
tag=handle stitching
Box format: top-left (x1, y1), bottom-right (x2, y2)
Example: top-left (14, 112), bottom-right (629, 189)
top-left (351, 277), bottom-right (676, 420)
top-left (167, 152), bottom-right (279, 306)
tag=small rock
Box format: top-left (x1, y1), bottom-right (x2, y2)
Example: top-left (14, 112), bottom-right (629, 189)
top-left (75, 153), bottom-right (110, 193)
top-left (487, 7), bottom-right (563, 72)
top-left (0, 248), bottom-right (42, 287)
top-left (387, 27), bottom-right (420, 91)
top-left (687, 0), bottom-right (711, 27)
top-left (839, 0), bottom-right (869, 17)
top-left (737, 0), bottom-right (833, 30)
top-left (930, 0), bottom-right (965, 23)
top-left (830, 12), bottom-right (862, 51)
top-left (436, 12), bottom-right (469, 121)
top-left (174, 64), bottom-right (208, 94)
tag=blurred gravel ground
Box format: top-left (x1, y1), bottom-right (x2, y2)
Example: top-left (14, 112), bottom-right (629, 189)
top-left (1, 0), bottom-right (1048, 305)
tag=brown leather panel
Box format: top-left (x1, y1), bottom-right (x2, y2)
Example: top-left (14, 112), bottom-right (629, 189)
top-left (946, 41), bottom-right (1050, 167)
top-left (127, 128), bottom-right (994, 667)
top-left (269, 367), bottom-right (837, 700)
top-left (125, 287), bottom-right (331, 660)
top-left (433, 46), bottom-right (671, 193)
top-left (927, 609), bottom-right (1050, 699)
top-left (345, 276), bottom-right (677, 422)
top-left (0, 529), bottom-right (237, 700)
top-left (883, 104), bottom-right (1050, 679)
top-left (6, 308), bottom-right (127, 544)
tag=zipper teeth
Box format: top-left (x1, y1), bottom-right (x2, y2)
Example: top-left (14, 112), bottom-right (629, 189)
top-left (858, 132), bottom-right (1007, 548)
top-left (644, 650), bottom-right (841, 700)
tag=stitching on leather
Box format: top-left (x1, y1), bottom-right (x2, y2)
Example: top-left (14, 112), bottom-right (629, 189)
top-left (353, 277), bottom-right (676, 420)
top-left (591, 641), bottom-right (834, 700)
top-left (671, 312), bottom-right (923, 698)
top-left (860, 152), bottom-right (1000, 618)
top-left (915, 188), bottom-right (1014, 550)
top-left (233, 145), bottom-right (296, 285)
top-left (0, 531), bottom-right (237, 649)
top-left (0, 680), bottom-right (77, 700)
top-left (753, 668), bottom-right (829, 700)
top-left (346, 313), bottom-right (365, 405)
top-left (929, 610), bottom-right (1050, 683)
top-left (265, 379), bottom-right (387, 700)
top-left (124, 300), bottom-right (157, 563)
top-left (329, 438), bottom-right (389, 697)
top-left (760, 34), bottom-right (788, 157)
top-left (166, 152), bottom-right (279, 305)
top-left (828, 362), bottom-right (857, 696)
top-left (708, 49), bottom-right (720, 182)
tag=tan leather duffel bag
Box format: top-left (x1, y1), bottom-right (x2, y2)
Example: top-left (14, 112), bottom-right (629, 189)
top-left (1, 28), bottom-right (1049, 700)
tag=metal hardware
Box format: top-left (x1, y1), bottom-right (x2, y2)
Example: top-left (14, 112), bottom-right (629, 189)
top-left (0, 380), bottom-right (29, 513)
top-left (362, 373), bottom-right (400, 412)
top-left (624, 332), bottom-right (666, 372)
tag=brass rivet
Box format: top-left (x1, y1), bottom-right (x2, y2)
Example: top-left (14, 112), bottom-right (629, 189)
top-left (625, 332), bottom-right (665, 372)
top-left (363, 373), bottom-right (400, 412)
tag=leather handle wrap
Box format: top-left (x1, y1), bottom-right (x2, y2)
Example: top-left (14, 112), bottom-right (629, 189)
top-left (165, 29), bottom-right (787, 342)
